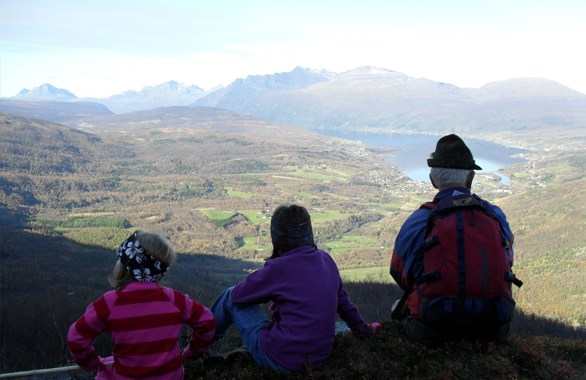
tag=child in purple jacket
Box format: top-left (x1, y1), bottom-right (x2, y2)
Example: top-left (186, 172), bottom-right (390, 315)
top-left (210, 204), bottom-right (378, 372)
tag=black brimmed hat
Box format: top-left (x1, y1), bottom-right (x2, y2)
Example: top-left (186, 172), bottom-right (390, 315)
top-left (427, 134), bottom-right (482, 170)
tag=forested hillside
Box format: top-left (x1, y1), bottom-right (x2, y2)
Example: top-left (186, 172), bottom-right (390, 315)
top-left (0, 110), bottom-right (585, 375)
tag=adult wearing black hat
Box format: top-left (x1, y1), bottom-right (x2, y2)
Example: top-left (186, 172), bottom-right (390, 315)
top-left (389, 134), bottom-right (519, 343)
top-left (426, 134), bottom-right (482, 170)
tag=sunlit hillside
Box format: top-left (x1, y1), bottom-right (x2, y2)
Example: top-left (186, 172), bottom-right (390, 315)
top-left (1, 109), bottom-right (585, 375)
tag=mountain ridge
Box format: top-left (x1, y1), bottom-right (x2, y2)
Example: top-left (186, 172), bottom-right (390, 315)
top-left (15, 83), bottom-right (77, 100)
top-left (191, 67), bottom-right (586, 136)
top-left (5, 66), bottom-right (585, 139)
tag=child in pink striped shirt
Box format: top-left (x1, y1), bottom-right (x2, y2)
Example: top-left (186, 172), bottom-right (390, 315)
top-left (67, 230), bottom-right (216, 379)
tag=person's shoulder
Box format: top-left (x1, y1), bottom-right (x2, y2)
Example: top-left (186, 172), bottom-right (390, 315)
top-left (315, 248), bottom-right (342, 268)
top-left (160, 285), bottom-right (189, 297)
top-left (472, 195), bottom-right (510, 223)
top-left (281, 246), bottom-right (335, 265)
top-left (158, 284), bottom-right (176, 292)
top-left (99, 289), bottom-right (119, 304)
top-left (104, 289), bottom-right (117, 296)
top-left (159, 285), bottom-right (197, 305)
top-left (316, 247), bottom-right (334, 259)
top-left (473, 194), bottom-right (505, 211)
top-left (281, 245), bottom-right (317, 257)
top-left (405, 206), bottom-right (432, 223)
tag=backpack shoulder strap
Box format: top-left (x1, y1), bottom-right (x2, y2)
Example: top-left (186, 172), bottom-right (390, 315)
top-left (419, 201), bottom-right (437, 211)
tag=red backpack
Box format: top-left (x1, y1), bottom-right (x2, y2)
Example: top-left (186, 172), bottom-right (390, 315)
top-left (407, 194), bottom-right (522, 326)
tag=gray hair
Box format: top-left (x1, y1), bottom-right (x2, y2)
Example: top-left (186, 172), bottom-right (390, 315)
top-left (429, 167), bottom-right (473, 189)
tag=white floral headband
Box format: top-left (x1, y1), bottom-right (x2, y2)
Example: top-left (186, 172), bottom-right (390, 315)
top-left (116, 231), bottom-right (169, 282)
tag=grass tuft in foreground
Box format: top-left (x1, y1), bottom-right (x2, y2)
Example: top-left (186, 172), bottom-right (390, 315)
top-left (184, 322), bottom-right (586, 380)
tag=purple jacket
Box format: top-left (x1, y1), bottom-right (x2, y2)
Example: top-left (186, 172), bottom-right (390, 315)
top-left (232, 245), bottom-right (370, 371)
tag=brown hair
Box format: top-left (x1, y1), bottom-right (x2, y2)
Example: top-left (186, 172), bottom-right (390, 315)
top-left (268, 204), bottom-right (315, 260)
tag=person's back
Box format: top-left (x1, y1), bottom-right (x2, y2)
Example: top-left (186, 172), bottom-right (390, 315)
top-left (390, 134), bottom-right (521, 343)
top-left (67, 231), bottom-right (216, 379)
top-left (408, 192), bottom-right (519, 340)
top-left (82, 283), bottom-right (203, 378)
top-left (233, 244), bottom-right (363, 369)
top-left (211, 204), bottom-right (375, 372)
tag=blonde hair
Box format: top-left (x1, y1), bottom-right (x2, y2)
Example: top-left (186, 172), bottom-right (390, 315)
top-left (109, 230), bottom-right (176, 290)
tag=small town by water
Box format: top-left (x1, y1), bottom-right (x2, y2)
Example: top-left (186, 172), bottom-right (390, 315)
top-left (319, 131), bottom-right (525, 183)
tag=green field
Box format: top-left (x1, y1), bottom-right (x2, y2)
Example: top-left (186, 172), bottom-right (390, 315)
top-left (238, 210), bottom-right (270, 225)
top-left (236, 236), bottom-right (271, 253)
top-left (284, 166), bottom-right (350, 182)
top-left (200, 210), bottom-right (236, 227)
top-left (225, 187), bottom-right (254, 198)
top-left (326, 235), bottom-right (379, 251)
top-left (340, 266), bottom-right (394, 284)
top-left (309, 210), bottom-right (348, 225)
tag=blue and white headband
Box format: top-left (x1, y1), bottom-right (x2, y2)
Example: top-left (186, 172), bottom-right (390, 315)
top-left (116, 231), bottom-right (169, 282)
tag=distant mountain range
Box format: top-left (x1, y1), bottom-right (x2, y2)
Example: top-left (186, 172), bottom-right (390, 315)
top-left (4, 66), bottom-right (586, 138)
top-left (16, 83), bottom-right (77, 100)
top-left (13, 81), bottom-right (207, 114)
top-left (95, 80), bottom-right (206, 113)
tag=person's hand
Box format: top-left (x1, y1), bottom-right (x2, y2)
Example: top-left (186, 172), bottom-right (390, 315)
top-left (100, 356), bottom-right (114, 365)
top-left (370, 322), bottom-right (382, 333)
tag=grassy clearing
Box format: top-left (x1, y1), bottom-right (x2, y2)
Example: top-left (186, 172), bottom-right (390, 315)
top-left (283, 166), bottom-right (349, 182)
top-left (68, 212), bottom-right (117, 217)
top-left (225, 187), bottom-right (254, 198)
top-left (200, 210), bottom-right (236, 227)
top-left (340, 266), bottom-right (394, 284)
top-left (61, 227), bottom-right (132, 250)
top-left (236, 236), bottom-right (272, 252)
top-left (368, 202), bottom-right (402, 213)
top-left (238, 210), bottom-right (270, 225)
top-left (236, 236), bottom-right (257, 250)
top-left (34, 217), bottom-right (132, 249)
top-left (326, 235), bottom-right (379, 251)
top-left (310, 210), bottom-right (347, 225)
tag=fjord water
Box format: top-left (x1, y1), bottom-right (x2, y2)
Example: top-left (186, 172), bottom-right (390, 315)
top-left (321, 131), bottom-right (525, 183)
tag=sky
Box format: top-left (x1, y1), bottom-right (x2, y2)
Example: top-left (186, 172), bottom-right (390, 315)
top-left (1, 0), bottom-right (586, 98)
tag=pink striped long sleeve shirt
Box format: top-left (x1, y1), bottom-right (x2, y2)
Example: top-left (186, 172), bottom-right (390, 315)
top-left (67, 282), bottom-right (216, 379)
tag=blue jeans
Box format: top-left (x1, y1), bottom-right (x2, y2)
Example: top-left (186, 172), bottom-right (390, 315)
top-left (210, 286), bottom-right (289, 373)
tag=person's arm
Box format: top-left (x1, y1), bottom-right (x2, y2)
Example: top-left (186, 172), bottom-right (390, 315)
top-left (180, 293), bottom-right (216, 358)
top-left (337, 280), bottom-right (371, 336)
top-left (67, 297), bottom-right (108, 370)
top-left (231, 262), bottom-right (277, 305)
top-left (487, 202), bottom-right (515, 265)
top-left (390, 209), bottom-right (429, 289)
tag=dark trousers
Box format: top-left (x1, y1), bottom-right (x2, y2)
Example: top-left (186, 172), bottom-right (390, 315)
top-left (402, 316), bottom-right (511, 343)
